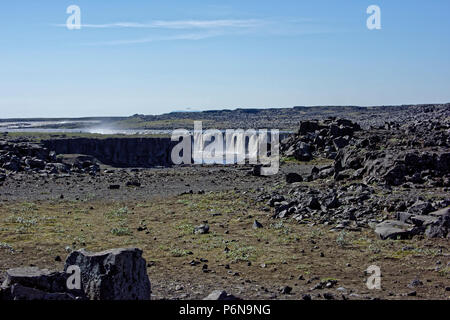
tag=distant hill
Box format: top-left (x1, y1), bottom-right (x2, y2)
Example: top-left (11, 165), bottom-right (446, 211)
top-left (1, 104), bottom-right (449, 131)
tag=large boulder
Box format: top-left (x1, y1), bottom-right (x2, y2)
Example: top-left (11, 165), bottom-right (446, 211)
top-left (407, 201), bottom-right (434, 215)
top-left (383, 163), bottom-right (407, 186)
top-left (428, 207), bottom-right (450, 218)
top-left (298, 121), bottom-right (320, 135)
top-left (425, 207), bottom-right (450, 238)
top-left (285, 172), bottom-right (303, 184)
top-left (294, 142), bottom-right (313, 161)
top-left (333, 136), bottom-right (350, 150)
top-left (435, 153), bottom-right (450, 172)
top-left (64, 247), bottom-right (151, 300)
top-left (374, 220), bottom-right (415, 240)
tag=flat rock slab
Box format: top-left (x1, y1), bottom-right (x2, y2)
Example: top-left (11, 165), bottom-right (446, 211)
top-left (64, 247), bottom-right (151, 300)
top-left (428, 207), bottom-right (450, 218)
top-left (2, 267), bottom-right (69, 293)
top-left (410, 215), bottom-right (439, 227)
top-left (375, 220), bottom-right (414, 240)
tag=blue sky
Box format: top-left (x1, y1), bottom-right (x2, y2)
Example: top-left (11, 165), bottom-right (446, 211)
top-left (0, 0), bottom-right (449, 118)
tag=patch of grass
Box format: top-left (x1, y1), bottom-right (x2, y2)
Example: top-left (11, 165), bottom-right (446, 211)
top-left (270, 221), bottom-right (293, 236)
top-left (0, 242), bottom-right (14, 253)
top-left (105, 207), bottom-right (129, 219)
top-left (110, 226), bottom-right (132, 236)
top-left (368, 241), bottom-right (383, 254)
top-left (225, 244), bottom-right (257, 263)
top-left (336, 230), bottom-right (349, 248)
top-left (352, 237), bottom-right (371, 247)
top-left (176, 223), bottom-right (194, 236)
top-left (310, 228), bottom-right (324, 239)
top-left (437, 266), bottom-right (450, 277)
top-left (281, 156), bottom-right (334, 166)
top-left (296, 264), bottom-right (311, 272)
top-left (321, 277), bottom-right (339, 282)
top-left (136, 203), bottom-right (152, 208)
top-left (170, 248), bottom-right (193, 257)
top-left (8, 216), bottom-right (38, 227)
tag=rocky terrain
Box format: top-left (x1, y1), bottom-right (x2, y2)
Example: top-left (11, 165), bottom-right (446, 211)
top-left (267, 106), bottom-right (450, 240)
top-left (0, 103), bottom-right (449, 300)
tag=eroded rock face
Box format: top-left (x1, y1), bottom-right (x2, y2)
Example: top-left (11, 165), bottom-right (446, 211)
top-left (42, 138), bottom-right (177, 168)
top-left (64, 247), bottom-right (151, 300)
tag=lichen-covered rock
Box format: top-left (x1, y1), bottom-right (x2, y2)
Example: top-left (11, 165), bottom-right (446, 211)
top-left (64, 247), bottom-right (151, 300)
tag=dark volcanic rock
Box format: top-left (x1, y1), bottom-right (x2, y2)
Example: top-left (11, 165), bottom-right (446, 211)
top-left (194, 224), bottom-right (210, 234)
top-left (1, 267), bottom-right (70, 294)
top-left (253, 220), bottom-right (263, 229)
top-left (374, 220), bottom-right (415, 240)
top-left (0, 267), bottom-right (81, 300)
top-left (425, 213), bottom-right (450, 238)
top-left (285, 172), bottom-right (303, 183)
top-left (64, 247), bottom-right (151, 300)
top-left (407, 200), bottom-right (434, 216)
top-left (281, 118), bottom-right (362, 162)
top-left (8, 284), bottom-right (76, 300)
top-left (43, 138), bottom-right (177, 168)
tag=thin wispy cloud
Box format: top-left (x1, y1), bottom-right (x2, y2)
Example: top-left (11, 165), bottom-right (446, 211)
top-left (55, 17), bottom-right (342, 46)
top-left (83, 31), bottom-right (222, 46)
top-left (54, 19), bottom-right (265, 29)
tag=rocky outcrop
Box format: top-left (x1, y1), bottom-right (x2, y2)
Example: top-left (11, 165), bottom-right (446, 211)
top-left (267, 107), bottom-right (450, 240)
top-left (1, 248), bottom-right (151, 300)
top-left (281, 118), bottom-right (362, 161)
top-left (0, 139), bottom-right (102, 179)
top-left (64, 247), bottom-right (151, 300)
top-left (0, 140), bottom-right (57, 174)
